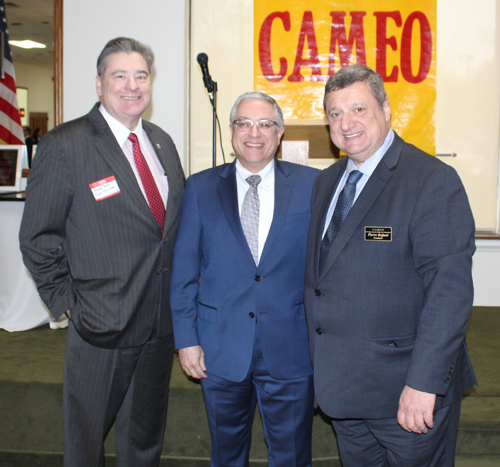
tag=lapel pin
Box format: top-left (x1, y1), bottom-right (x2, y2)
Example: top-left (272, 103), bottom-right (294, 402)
top-left (156, 143), bottom-right (161, 149)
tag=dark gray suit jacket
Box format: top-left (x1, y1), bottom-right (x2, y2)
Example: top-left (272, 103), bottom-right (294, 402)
top-left (305, 133), bottom-right (476, 419)
top-left (20, 103), bottom-right (185, 348)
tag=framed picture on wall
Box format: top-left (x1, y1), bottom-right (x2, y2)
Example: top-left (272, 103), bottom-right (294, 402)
top-left (0, 145), bottom-right (25, 193)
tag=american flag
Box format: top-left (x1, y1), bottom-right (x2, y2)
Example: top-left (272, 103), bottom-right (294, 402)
top-left (0, 0), bottom-right (24, 145)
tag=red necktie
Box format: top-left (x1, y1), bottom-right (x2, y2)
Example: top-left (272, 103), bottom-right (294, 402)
top-left (128, 133), bottom-right (165, 232)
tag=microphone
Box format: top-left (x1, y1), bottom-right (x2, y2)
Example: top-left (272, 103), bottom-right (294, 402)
top-left (197, 52), bottom-right (215, 93)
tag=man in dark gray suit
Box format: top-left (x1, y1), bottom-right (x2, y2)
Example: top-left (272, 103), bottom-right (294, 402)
top-left (19, 37), bottom-right (185, 466)
top-left (305, 65), bottom-right (476, 466)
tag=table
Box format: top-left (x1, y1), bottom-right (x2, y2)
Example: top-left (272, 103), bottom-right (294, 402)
top-left (0, 193), bottom-right (52, 331)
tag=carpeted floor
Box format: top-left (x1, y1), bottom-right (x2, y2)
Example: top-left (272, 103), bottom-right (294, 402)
top-left (0, 306), bottom-right (499, 466)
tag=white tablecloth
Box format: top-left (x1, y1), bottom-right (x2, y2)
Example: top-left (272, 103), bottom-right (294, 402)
top-left (0, 199), bottom-right (52, 331)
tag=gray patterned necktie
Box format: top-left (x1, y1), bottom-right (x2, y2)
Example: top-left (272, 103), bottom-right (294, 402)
top-left (241, 174), bottom-right (262, 265)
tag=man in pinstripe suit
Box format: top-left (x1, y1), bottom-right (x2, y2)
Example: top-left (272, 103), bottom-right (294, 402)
top-left (19, 37), bottom-right (185, 466)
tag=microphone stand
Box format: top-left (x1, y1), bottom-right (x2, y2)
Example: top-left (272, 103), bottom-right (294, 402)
top-left (197, 53), bottom-right (218, 168)
top-left (208, 82), bottom-right (218, 168)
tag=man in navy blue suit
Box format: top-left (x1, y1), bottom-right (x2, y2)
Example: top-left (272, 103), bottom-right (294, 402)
top-left (305, 65), bottom-right (476, 466)
top-left (171, 92), bottom-right (318, 466)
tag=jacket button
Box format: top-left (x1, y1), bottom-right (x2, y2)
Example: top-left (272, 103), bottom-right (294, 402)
top-left (254, 275), bottom-right (262, 282)
top-left (316, 328), bottom-right (323, 335)
top-left (314, 289), bottom-right (321, 296)
top-left (156, 269), bottom-right (162, 275)
top-left (249, 312), bottom-right (255, 318)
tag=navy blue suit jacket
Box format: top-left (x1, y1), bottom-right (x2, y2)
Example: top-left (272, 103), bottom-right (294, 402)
top-left (305, 133), bottom-right (477, 419)
top-left (171, 159), bottom-right (318, 382)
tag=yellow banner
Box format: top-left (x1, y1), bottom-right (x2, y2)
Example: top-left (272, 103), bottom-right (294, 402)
top-left (254, 0), bottom-right (436, 155)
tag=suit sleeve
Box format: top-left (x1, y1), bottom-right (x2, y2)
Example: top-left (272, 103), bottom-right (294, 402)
top-left (405, 163), bottom-right (475, 396)
top-left (19, 132), bottom-right (74, 319)
top-left (170, 175), bottom-right (203, 350)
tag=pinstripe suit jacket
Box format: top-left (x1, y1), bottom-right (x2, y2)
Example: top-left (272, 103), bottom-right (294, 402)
top-left (20, 103), bottom-right (185, 348)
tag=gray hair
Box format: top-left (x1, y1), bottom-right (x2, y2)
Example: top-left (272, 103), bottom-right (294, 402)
top-left (230, 91), bottom-right (284, 129)
top-left (324, 64), bottom-right (387, 111)
top-left (97, 37), bottom-right (154, 78)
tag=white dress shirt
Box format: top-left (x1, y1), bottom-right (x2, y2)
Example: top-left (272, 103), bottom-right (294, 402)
top-left (99, 105), bottom-right (169, 206)
top-left (235, 158), bottom-right (275, 262)
top-left (322, 129), bottom-right (395, 238)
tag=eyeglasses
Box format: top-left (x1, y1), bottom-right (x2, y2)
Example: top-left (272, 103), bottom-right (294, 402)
top-left (233, 119), bottom-right (278, 133)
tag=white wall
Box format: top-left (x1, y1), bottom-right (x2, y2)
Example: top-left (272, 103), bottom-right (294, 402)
top-left (63, 0), bottom-right (189, 169)
top-left (473, 241), bottom-right (500, 306)
top-left (436, 0), bottom-right (500, 231)
top-left (189, 0), bottom-right (254, 175)
top-left (15, 62), bottom-right (55, 131)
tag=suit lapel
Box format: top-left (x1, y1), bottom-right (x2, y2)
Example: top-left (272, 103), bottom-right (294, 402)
top-left (217, 162), bottom-right (256, 265)
top-left (259, 159), bottom-right (293, 265)
top-left (318, 137), bottom-right (403, 281)
top-left (89, 105), bottom-right (182, 236)
top-left (312, 158), bottom-right (346, 283)
top-left (88, 105), bottom-right (151, 218)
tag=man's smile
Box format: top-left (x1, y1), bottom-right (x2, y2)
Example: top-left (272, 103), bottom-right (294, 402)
top-left (344, 132), bottom-right (362, 139)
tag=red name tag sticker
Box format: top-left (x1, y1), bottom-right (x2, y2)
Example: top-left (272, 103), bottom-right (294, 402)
top-left (89, 176), bottom-right (120, 201)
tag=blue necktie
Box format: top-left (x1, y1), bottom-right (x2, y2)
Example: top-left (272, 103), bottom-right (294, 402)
top-left (319, 170), bottom-right (363, 275)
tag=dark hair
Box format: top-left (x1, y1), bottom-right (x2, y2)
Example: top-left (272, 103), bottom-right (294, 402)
top-left (230, 91), bottom-right (284, 128)
top-left (324, 64), bottom-right (387, 111)
top-left (96, 37), bottom-right (154, 78)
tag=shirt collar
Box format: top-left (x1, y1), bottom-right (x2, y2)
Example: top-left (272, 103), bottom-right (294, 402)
top-left (99, 104), bottom-right (144, 147)
top-left (346, 129), bottom-right (394, 177)
top-left (235, 157), bottom-right (275, 184)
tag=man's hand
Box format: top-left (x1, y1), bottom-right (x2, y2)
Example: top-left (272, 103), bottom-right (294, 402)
top-left (397, 385), bottom-right (436, 434)
top-left (178, 345), bottom-right (207, 379)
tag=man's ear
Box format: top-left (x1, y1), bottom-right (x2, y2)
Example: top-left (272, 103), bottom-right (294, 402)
top-left (383, 98), bottom-right (391, 122)
top-left (96, 75), bottom-right (102, 97)
top-left (277, 126), bottom-right (285, 143)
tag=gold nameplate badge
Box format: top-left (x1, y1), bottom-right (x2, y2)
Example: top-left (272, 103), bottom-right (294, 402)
top-left (364, 226), bottom-right (392, 241)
